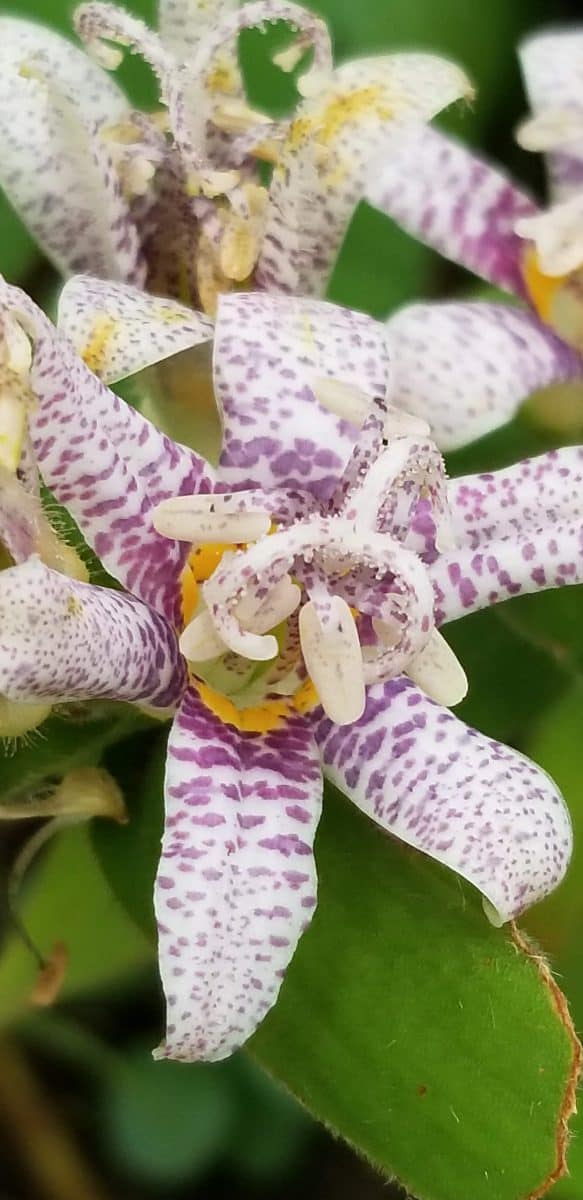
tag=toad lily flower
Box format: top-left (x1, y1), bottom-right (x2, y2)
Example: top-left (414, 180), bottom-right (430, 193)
top-left (0, 0), bottom-right (472, 309)
top-left (365, 28), bottom-right (583, 449)
top-left (0, 273), bottom-right (578, 1061)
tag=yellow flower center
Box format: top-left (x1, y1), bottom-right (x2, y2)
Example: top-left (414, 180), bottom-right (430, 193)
top-left (179, 542), bottom-right (318, 732)
top-left (522, 245), bottom-right (583, 353)
top-left (522, 245), bottom-right (568, 324)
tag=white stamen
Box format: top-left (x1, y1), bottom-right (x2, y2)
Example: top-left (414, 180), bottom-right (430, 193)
top-left (272, 39), bottom-right (306, 73)
top-left (515, 196), bottom-right (583, 276)
top-left (516, 107), bottom-right (583, 153)
top-left (213, 98), bottom-right (272, 135)
top-left (299, 596), bottom-right (365, 725)
top-left (405, 630), bottom-right (468, 707)
top-left (152, 495), bottom-right (271, 545)
top-left (384, 405), bottom-right (431, 439)
top-left (123, 156), bottom-right (156, 197)
top-left (312, 377), bottom-right (372, 425)
top-left (179, 610), bottom-right (227, 662)
top-left (87, 38), bottom-right (125, 69)
top-left (237, 575), bottom-right (301, 633)
top-left (215, 618), bottom-right (279, 662)
top-left (191, 169), bottom-right (240, 199)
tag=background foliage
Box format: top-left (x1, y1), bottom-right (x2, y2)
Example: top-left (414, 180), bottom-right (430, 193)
top-left (1, 0), bottom-right (583, 1197)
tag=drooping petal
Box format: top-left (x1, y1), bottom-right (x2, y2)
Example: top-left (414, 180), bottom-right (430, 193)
top-left (313, 677), bottom-right (572, 922)
top-left (1, 280), bottom-right (214, 622)
top-left (0, 17), bottom-right (144, 281)
top-left (366, 124), bottom-right (537, 297)
top-left (214, 291), bottom-right (389, 498)
top-left (155, 685), bottom-right (322, 1061)
top-left (57, 275), bottom-right (213, 384)
top-left (431, 521), bottom-right (583, 624)
top-left (385, 301), bottom-right (583, 450)
top-left (0, 556), bottom-right (185, 707)
top-left (256, 54), bottom-right (473, 296)
top-left (449, 445), bottom-right (583, 547)
top-left (431, 444), bottom-right (583, 622)
top-left (519, 29), bottom-right (583, 202)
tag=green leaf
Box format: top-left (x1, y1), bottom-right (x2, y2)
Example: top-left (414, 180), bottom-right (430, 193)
top-left (522, 685), bottom-right (583, 1198)
top-left (446, 606), bottom-right (568, 743)
top-left (225, 1056), bottom-right (312, 1180)
top-left (93, 732), bottom-right (579, 1200)
top-left (251, 786), bottom-right (579, 1200)
top-left (102, 1049), bottom-right (235, 1184)
top-left (91, 729), bottom-right (169, 939)
top-left (0, 706), bottom-right (153, 801)
top-left (0, 824), bottom-right (151, 1028)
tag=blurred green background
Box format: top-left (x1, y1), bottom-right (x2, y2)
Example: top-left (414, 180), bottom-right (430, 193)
top-left (1, 0), bottom-right (583, 1197)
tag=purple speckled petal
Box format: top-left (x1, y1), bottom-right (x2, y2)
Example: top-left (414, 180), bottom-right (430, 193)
top-left (0, 556), bottom-right (185, 708)
top-left (155, 685), bottom-right (322, 1062)
top-left (431, 445), bottom-right (583, 621)
top-left (431, 521), bottom-right (583, 624)
top-left (366, 124), bottom-right (537, 297)
top-left (1, 280), bottom-right (214, 623)
top-left (0, 17), bottom-right (144, 283)
top-left (256, 54), bottom-right (472, 297)
top-left (57, 275), bottom-right (214, 384)
top-left (519, 30), bottom-right (583, 202)
top-left (450, 445), bottom-right (583, 547)
top-left (313, 677), bottom-right (572, 922)
top-left (214, 291), bottom-right (389, 499)
top-left (386, 301), bottom-right (583, 450)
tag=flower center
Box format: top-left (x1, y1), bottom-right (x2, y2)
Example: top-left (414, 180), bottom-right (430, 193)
top-left (523, 244), bottom-right (583, 351)
top-left (179, 538), bottom-right (318, 732)
top-left (156, 431), bottom-right (467, 730)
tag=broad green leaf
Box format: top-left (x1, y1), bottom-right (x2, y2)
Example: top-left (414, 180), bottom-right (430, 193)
top-left (251, 787), bottom-right (579, 1200)
top-left (92, 735), bottom-right (579, 1200)
top-left (494, 589), bottom-right (583, 686)
top-left (446, 606), bottom-right (568, 743)
top-left (225, 1056), bottom-right (312, 1180)
top-left (91, 729), bottom-right (169, 939)
top-left (522, 686), bottom-right (583, 1199)
top-left (0, 824), bottom-right (151, 1028)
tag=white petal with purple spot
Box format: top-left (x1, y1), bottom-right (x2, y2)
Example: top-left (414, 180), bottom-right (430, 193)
top-left (0, 17), bottom-right (143, 281)
top-left (257, 54), bottom-right (473, 296)
top-left (2, 279), bottom-right (213, 622)
top-left (313, 677), bottom-right (572, 922)
top-left (155, 686), bottom-right (322, 1061)
top-left (214, 291), bottom-right (389, 499)
top-left (519, 29), bottom-right (583, 202)
top-left (58, 275), bottom-right (214, 384)
top-left (0, 557), bottom-right (185, 708)
top-left (386, 301), bottom-right (583, 450)
top-left (367, 124), bottom-right (537, 297)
